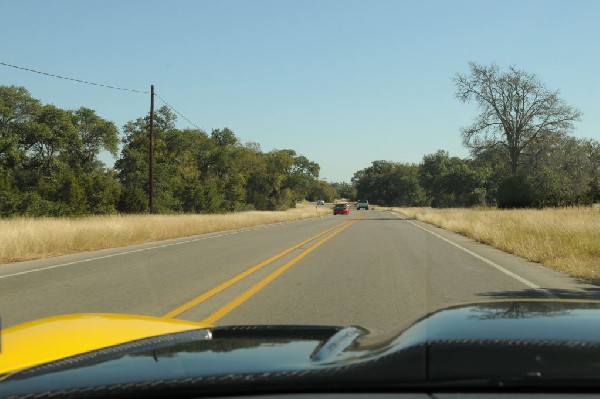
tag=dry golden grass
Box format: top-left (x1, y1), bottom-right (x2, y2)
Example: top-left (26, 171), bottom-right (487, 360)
top-left (392, 207), bottom-right (600, 283)
top-left (0, 203), bottom-right (331, 264)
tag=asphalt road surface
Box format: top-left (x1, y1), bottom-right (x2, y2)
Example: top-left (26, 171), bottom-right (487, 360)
top-left (1, 210), bottom-right (599, 332)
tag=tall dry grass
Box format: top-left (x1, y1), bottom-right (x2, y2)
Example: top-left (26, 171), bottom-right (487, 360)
top-left (0, 203), bottom-right (331, 264)
top-left (393, 207), bottom-right (600, 283)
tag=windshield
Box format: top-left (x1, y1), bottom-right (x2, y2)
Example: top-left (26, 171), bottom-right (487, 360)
top-left (1, 0), bottom-right (599, 393)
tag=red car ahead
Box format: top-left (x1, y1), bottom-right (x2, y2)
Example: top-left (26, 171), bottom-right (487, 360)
top-left (333, 202), bottom-right (350, 215)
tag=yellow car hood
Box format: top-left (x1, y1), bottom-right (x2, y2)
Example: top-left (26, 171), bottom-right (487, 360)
top-left (0, 314), bottom-right (209, 375)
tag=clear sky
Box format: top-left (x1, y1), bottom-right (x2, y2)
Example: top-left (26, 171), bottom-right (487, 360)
top-left (2, 0), bottom-right (599, 182)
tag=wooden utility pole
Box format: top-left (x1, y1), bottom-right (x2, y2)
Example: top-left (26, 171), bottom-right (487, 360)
top-left (149, 84), bottom-right (155, 213)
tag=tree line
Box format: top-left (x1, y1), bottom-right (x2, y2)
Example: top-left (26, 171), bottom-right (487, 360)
top-left (0, 85), bottom-right (326, 216)
top-left (351, 63), bottom-right (599, 208)
top-left (3, 62), bottom-right (597, 216)
top-left (352, 139), bottom-right (599, 208)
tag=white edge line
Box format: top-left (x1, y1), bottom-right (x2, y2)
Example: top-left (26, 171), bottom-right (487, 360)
top-left (0, 231), bottom-right (238, 279)
top-left (391, 212), bottom-right (557, 299)
top-left (0, 215), bottom-right (331, 280)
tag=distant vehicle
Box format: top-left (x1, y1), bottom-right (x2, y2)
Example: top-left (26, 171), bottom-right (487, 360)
top-left (317, 199), bottom-right (325, 205)
top-left (356, 200), bottom-right (369, 210)
top-left (333, 202), bottom-right (350, 215)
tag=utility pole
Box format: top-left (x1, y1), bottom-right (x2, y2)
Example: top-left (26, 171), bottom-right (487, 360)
top-left (149, 84), bottom-right (155, 214)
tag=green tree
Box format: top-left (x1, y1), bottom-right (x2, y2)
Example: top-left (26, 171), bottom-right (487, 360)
top-left (116, 105), bottom-right (179, 213)
top-left (455, 62), bottom-right (581, 174)
top-left (352, 160), bottom-right (395, 204)
top-left (0, 86), bottom-right (41, 171)
top-left (524, 135), bottom-right (596, 206)
top-left (329, 182), bottom-right (356, 201)
top-left (585, 139), bottom-right (600, 202)
top-left (0, 86), bottom-right (122, 216)
top-left (265, 150), bottom-right (295, 210)
top-left (419, 150), bottom-right (489, 207)
top-left (382, 163), bottom-right (426, 206)
top-left (308, 180), bottom-right (337, 202)
top-left (0, 86), bottom-right (41, 216)
top-left (352, 161), bottom-right (425, 206)
top-left (496, 173), bottom-right (535, 208)
top-left (24, 104), bottom-right (79, 174)
top-left (70, 107), bottom-right (118, 171)
top-left (284, 150), bottom-right (320, 202)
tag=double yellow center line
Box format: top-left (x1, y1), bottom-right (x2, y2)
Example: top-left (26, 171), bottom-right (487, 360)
top-left (163, 216), bottom-right (362, 324)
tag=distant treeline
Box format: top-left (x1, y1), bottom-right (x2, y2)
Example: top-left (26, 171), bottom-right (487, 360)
top-left (0, 85), bottom-right (331, 216)
top-left (352, 62), bottom-right (600, 208)
top-left (351, 142), bottom-right (600, 208)
top-left (3, 62), bottom-right (599, 217)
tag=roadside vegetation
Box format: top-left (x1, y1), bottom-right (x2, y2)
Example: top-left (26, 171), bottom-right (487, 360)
top-left (353, 63), bottom-right (599, 285)
top-left (393, 207), bottom-right (600, 284)
top-left (352, 63), bottom-right (599, 209)
top-left (4, 63), bottom-right (597, 217)
top-left (0, 86), bottom-right (338, 217)
top-left (2, 62), bottom-right (599, 275)
top-left (0, 203), bottom-right (331, 264)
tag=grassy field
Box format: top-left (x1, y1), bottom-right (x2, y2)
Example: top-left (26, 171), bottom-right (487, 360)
top-left (0, 203), bottom-right (331, 265)
top-left (392, 207), bottom-right (600, 284)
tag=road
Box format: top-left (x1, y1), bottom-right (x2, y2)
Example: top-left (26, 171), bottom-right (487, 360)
top-left (1, 210), bottom-right (599, 332)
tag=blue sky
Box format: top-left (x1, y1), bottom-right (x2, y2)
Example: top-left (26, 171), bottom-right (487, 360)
top-left (2, 0), bottom-right (599, 182)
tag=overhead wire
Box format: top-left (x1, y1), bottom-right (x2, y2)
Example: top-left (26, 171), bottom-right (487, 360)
top-left (1, 61), bottom-right (149, 94)
top-left (154, 94), bottom-right (203, 131)
top-left (1, 61), bottom-right (204, 131)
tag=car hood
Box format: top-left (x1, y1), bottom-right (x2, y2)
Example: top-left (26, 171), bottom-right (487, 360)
top-left (0, 314), bottom-right (209, 375)
top-left (2, 300), bottom-right (600, 397)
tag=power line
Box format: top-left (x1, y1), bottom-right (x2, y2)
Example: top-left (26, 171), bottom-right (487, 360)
top-left (155, 93), bottom-right (203, 131)
top-left (0, 61), bottom-right (149, 94)
top-left (1, 61), bottom-right (203, 131)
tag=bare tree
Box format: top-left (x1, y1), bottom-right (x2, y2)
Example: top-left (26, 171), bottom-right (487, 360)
top-left (454, 62), bottom-right (582, 173)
